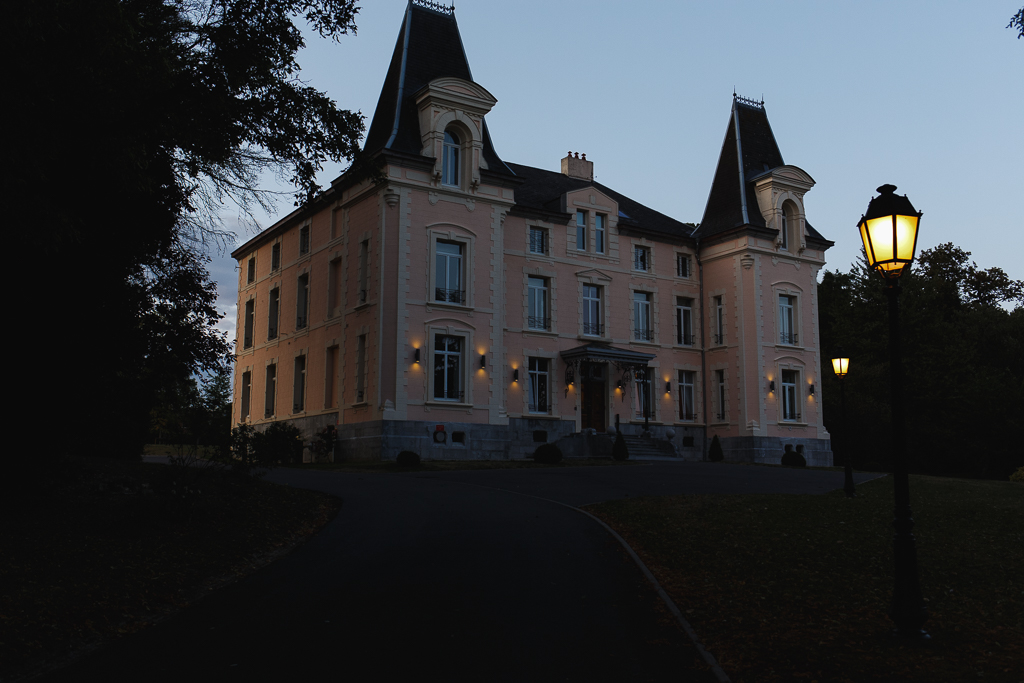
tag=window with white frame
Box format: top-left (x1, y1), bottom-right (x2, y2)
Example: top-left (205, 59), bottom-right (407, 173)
top-left (781, 369), bottom-right (800, 422)
top-left (676, 297), bottom-right (694, 346)
top-left (714, 295), bottom-right (725, 345)
top-left (267, 288), bottom-right (279, 340)
top-left (778, 294), bottom-right (798, 345)
top-left (595, 214), bottom-right (606, 253)
top-left (527, 357), bottom-right (549, 413)
top-left (240, 371), bottom-right (251, 420)
top-left (296, 273), bottom-right (309, 329)
top-left (434, 241), bottom-right (465, 304)
top-left (583, 285), bottom-right (602, 336)
top-left (716, 369), bottom-right (726, 421)
top-left (293, 355), bottom-right (306, 412)
top-left (528, 277), bottom-right (550, 330)
top-left (676, 253), bottom-right (691, 278)
top-left (633, 370), bottom-right (652, 419)
top-left (779, 201), bottom-right (798, 251)
top-left (576, 210), bottom-right (588, 251)
top-left (529, 227), bottom-right (547, 255)
top-left (678, 370), bottom-right (695, 421)
top-left (433, 334), bottom-right (463, 401)
top-left (265, 364), bottom-right (277, 417)
top-left (442, 129), bottom-right (460, 187)
top-left (299, 225), bottom-right (310, 255)
top-left (633, 292), bottom-right (652, 341)
top-left (634, 245), bottom-right (650, 272)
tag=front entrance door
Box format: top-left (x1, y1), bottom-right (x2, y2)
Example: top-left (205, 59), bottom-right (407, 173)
top-left (580, 362), bottom-right (606, 432)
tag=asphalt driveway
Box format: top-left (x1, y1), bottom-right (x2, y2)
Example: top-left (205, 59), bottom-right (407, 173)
top-left (43, 462), bottom-right (881, 682)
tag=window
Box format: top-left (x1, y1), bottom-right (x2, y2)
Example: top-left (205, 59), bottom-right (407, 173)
top-left (358, 239), bottom-right (369, 303)
top-left (433, 335), bottom-right (463, 401)
top-left (246, 257), bottom-right (256, 284)
top-left (243, 300), bottom-right (254, 349)
top-left (781, 369), bottom-right (800, 422)
top-left (714, 295), bottom-right (725, 345)
top-left (240, 371), bottom-right (252, 420)
top-left (583, 285), bottom-right (603, 336)
top-left (296, 273), bottom-right (309, 329)
top-left (435, 241), bottom-right (464, 304)
top-left (595, 214), bottom-right (606, 253)
top-left (779, 211), bottom-right (788, 251)
top-left (678, 370), bottom-right (695, 421)
top-left (271, 243), bottom-right (281, 271)
top-left (299, 225), bottom-right (310, 255)
top-left (264, 364), bottom-right (277, 418)
top-left (528, 277), bottom-right (550, 330)
top-left (328, 258), bottom-right (341, 316)
top-left (778, 294), bottom-right (798, 345)
top-left (442, 130), bottom-right (460, 186)
top-left (293, 355), bottom-right (306, 412)
top-left (633, 370), bottom-right (652, 419)
top-left (527, 357), bottom-right (549, 413)
top-left (716, 369), bottom-right (726, 421)
top-left (779, 201), bottom-right (798, 251)
top-left (676, 297), bottom-right (694, 346)
top-left (356, 335), bottom-right (366, 403)
top-left (676, 253), bottom-right (691, 278)
top-left (267, 288), bottom-right (279, 340)
top-left (529, 227), bottom-right (547, 255)
top-left (634, 245), bottom-right (650, 272)
top-left (325, 346), bottom-right (338, 409)
top-left (633, 292), bottom-right (652, 341)
top-left (576, 210), bottom-right (587, 251)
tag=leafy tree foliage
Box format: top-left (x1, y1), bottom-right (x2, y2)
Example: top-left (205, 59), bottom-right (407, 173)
top-left (1009, 7), bottom-right (1023, 39)
top-left (820, 244), bottom-right (1023, 479)
top-left (9, 0), bottom-right (364, 464)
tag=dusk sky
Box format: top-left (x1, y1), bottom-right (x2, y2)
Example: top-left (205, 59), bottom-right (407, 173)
top-left (211, 0), bottom-right (1022, 341)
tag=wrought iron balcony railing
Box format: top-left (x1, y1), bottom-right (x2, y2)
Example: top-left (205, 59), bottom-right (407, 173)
top-left (435, 288), bottom-right (466, 305)
top-left (713, 333), bottom-right (724, 345)
top-left (782, 412), bottom-right (803, 422)
top-left (527, 316), bottom-right (551, 331)
top-left (296, 316), bottom-right (307, 329)
top-left (677, 333), bottom-right (695, 346)
top-left (679, 411), bottom-right (697, 421)
top-left (779, 332), bottom-right (799, 345)
top-left (582, 322), bottom-right (604, 336)
top-left (634, 328), bottom-right (654, 342)
top-left (435, 389), bottom-right (465, 402)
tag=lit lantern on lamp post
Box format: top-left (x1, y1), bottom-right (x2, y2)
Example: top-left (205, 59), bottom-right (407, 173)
top-left (830, 350), bottom-right (854, 497)
top-left (857, 184), bottom-right (928, 638)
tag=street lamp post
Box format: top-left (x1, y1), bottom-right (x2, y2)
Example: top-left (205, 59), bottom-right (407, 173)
top-left (857, 184), bottom-right (928, 638)
top-left (830, 351), bottom-right (854, 497)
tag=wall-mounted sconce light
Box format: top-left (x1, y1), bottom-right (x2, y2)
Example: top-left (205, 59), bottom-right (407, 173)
top-left (665, 381), bottom-right (672, 394)
top-left (616, 381), bottom-right (623, 391)
top-left (414, 348), bottom-right (421, 364)
top-left (512, 368), bottom-right (519, 382)
top-left (769, 380), bottom-right (775, 392)
top-left (480, 354), bottom-right (486, 369)
top-left (809, 383), bottom-right (815, 396)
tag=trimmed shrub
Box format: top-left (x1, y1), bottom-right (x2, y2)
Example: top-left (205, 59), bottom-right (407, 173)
top-left (533, 443), bottom-right (563, 464)
top-left (612, 431), bottom-right (629, 461)
top-left (396, 451), bottom-right (421, 467)
top-left (1011, 466), bottom-right (1024, 483)
top-left (261, 422), bottom-right (304, 464)
top-left (708, 435), bottom-right (724, 462)
top-left (781, 445), bottom-right (807, 468)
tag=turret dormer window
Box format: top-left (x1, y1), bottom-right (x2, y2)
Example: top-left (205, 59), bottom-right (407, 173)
top-left (780, 200), bottom-right (798, 251)
top-left (442, 129), bottom-right (460, 187)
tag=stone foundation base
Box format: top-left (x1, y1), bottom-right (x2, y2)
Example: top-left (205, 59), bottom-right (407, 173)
top-left (719, 435), bottom-right (833, 467)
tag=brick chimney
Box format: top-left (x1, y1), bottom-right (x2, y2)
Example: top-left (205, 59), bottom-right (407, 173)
top-left (561, 151), bottom-right (593, 181)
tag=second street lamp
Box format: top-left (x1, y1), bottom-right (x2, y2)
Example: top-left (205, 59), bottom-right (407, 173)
top-left (831, 350), bottom-right (854, 497)
top-left (857, 184), bottom-right (928, 638)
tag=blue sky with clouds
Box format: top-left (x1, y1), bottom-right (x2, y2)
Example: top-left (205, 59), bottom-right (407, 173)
top-left (212, 0), bottom-right (1023, 342)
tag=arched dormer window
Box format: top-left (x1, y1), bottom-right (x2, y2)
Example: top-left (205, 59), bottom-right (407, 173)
top-left (442, 130), bottom-right (460, 187)
top-left (780, 200), bottom-right (798, 251)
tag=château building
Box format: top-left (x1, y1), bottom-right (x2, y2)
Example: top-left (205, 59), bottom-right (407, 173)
top-left (231, 0), bottom-right (834, 464)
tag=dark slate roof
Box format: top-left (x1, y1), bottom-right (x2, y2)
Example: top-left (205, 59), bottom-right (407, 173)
top-left (695, 97), bottom-right (826, 243)
top-left (363, 2), bottom-right (509, 173)
top-left (505, 162), bottom-right (696, 241)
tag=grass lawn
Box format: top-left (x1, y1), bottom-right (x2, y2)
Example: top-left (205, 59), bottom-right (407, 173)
top-left (587, 475), bottom-right (1023, 682)
top-left (0, 457), bottom-right (339, 680)
top-left (280, 457), bottom-right (641, 473)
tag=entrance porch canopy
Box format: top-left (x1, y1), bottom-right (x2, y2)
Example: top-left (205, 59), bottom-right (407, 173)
top-left (559, 343), bottom-right (655, 391)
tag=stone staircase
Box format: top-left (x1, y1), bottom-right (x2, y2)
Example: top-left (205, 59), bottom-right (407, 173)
top-left (621, 434), bottom-right (677, 459)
